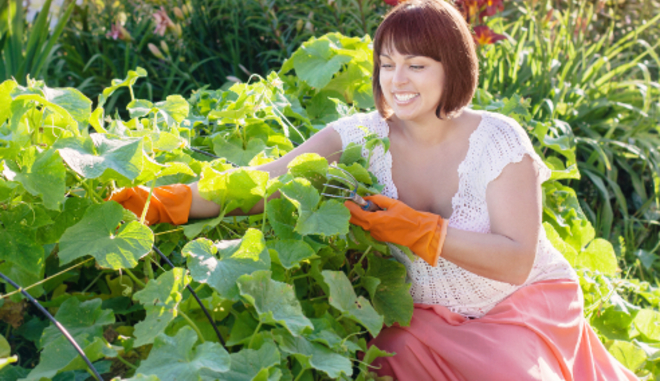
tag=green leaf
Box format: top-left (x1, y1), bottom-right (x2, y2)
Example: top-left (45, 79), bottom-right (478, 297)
top-left (634, 309), bottom-right (660, 342)
top-left (608, 340), bottom-right (646, 372)
top-left (12, 84), bottom-right (92, 131)
top-left (25, 298), bottom-right (115, 381)
top-left (156, 95), bottom-right (190, 124)
top-left (358, 344), bottom-right (394, 376)
top-left (222, 341), bottom-right (281, 381)
top-left (280, 178), bottom-right (350, 236)
top-left (183, 230), bottom-right (271, 301)
top-left (543, 223), bottom-right (577, 265)
top-left (0, 80), bottom-right (17, 124)
top-left (576, 238), bottom-right (618, 276)
top-left (292, 38), bottom-right (353, 89)
top-left (55, 135), bottom-right (144, 180)
top-left (321, 271), bottom-right (383, 336)
top-left (132, 268), bottom-right (191, 347)
top-left (365, 254), bottom-right (413, 326)
top-left (266, 198), bottom-right (301, 240)
top-left (98, 67), bottom-right (148, 108)
top-left (5, 148), bottom-right (66, 211)
top-left (38, 197), bottom-right (92, 244)
top-left (237, 270), bottom-right (313, 336)
top-left (198, 167), bottom-right (269, 214)
top-left (226, 310), bottom-right (259, 347)
top-left (134, 327), bottom-right (230, 381)
top-left (212, 134), bottom-right (267, 167)
top-left (58, 202), bottom-right (154, 269)
top-left (0, 335), bottom-right (10, 358)
top-left (273, 329), bottom-right (352, 379)
top-left (287, 153), bottom-right (328, 187)
top-left (267, 240), bottom-right (316, 270)
top-left (0, 213), bottom-right (45, 296)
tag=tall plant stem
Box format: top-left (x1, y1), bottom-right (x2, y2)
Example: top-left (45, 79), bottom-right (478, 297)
top-left (124, 268), bottom-right (146, 288)
top-left (179, 309), bottom-right (205, 342)
top-left (248, 321), bottom-right (263, 349)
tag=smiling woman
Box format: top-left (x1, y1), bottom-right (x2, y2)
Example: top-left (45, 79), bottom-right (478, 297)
top-left (107, 0), bottom-right (638, 379)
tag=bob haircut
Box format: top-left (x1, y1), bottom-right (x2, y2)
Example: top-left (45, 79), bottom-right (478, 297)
top-left (373, 0), bottom-right (478, 119)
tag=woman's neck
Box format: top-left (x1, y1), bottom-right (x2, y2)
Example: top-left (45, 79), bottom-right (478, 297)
top-left (389, 109), bottom-right (465, 148)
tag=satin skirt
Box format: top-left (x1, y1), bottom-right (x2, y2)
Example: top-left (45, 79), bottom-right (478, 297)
top-left (369, 279), bottom-right (638, 381)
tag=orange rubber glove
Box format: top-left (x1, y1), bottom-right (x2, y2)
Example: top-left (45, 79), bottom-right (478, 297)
top-left (344, 194), bottom-right (448, 267)
top-left (106, 184), bottom-right (192, 226)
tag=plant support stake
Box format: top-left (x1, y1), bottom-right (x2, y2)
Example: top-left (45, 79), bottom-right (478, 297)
top-left (152, 245), bottom-right (226, 347)
top-left (0, 269), bottom-right (102, 381)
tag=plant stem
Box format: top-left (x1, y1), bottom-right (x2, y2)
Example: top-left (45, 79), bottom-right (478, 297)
top-left (293, 368), bottom-right (307, 381)
top-left (140, 178), bottom-right (157, 225)
top-left (179, 309), bottom-right (205, 343)
top-left (347, 246), bottom-right (372, 280)
top-left (123, 268), bottom-right (146, 288)
top-left (248, 321), bottom-right (263, 349)
top-left (115, 354), bottom-right (138, 370)
top-left (1, 258), bottom-right (94, 299)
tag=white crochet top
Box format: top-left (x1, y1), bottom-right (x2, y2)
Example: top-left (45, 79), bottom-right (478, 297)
top-left (331, 111), bottom-right (577, 318)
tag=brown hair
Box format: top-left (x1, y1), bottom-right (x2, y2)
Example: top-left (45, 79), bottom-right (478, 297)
top-left (373, 0), bottom-right (478, 119)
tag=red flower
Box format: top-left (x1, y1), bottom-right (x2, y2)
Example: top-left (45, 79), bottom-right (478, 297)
top-left (473, 26), bottom-right (506, 45)
top-left (480, 0), bottom-right (504, 18)
top-left (455, 0), bottom-right (484, 22)
top-left (383, 0), bottom-right (406, 5)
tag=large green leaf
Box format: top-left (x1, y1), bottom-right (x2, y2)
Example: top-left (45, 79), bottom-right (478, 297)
top-left (237, 270), bottom-right (313, 337)
top-left (221, 341), bottom-right (281, 381)
top-left (280, 178), bottom-right (350, 236)
top-left (267, 240), bottom-right (316, 270)
top-left (0, 210), bottom-right (45, 296)
top-left (134, 327), bottom-right (230, 381)
top-left (55, 134), bottom-right (144, 181)
top-left (4, 147), bottom-right (66, 210)
top-left (273, 329), bottom-right (352, 379)
top-left (321, 271), bottom-right (383, 336)
top-left (12, 83), bottom-right (92, 131)
top-left (576, 238), bottom-right (618, 276)
top-left (608, 340), bottom-right (646, 372)
top-left (198, 167), bottom-right (268, 214)
top-left (182, 230), bottom-right (271, 301)
top-left (266, 198), bottom-right (301, 240)
top-left (58, 202), bottom-right (154, 269)
top-left (634, 309), bottom-right (660, 342)
top-left (290, 38), bottom-right (353, 89)
top-left (212, 135), bottom-right (267, 167)
top-left (132, 268), bottom-right (191, 347)
top-left (365, 254), bottom-right (413, 326)
top-left (38, 197), bottom-right (92, 244)
top-left (24, 298), bottom-right (115, 381)
top-left (97, 67), bottom-right (148, 108)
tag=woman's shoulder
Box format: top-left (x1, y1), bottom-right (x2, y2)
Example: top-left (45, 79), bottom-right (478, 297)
top-left (472, 110), bottom-right (550, 184)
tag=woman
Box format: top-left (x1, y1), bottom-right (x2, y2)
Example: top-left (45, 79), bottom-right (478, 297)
top-left (110, 1), bottom-right (637, 379)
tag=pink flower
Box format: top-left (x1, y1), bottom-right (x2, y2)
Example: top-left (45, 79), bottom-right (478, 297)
top-left (383, 0), bottom-right (404, 5)
top-left (106, 21), bottom-right (132, 42)
top-left (153, 7), bottom-right (175, 36)
top-left (473, 25), bottom-right (506, 45)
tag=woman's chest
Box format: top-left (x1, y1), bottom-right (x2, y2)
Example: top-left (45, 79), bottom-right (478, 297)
top-left (388, 139), bottom-right (470, 219)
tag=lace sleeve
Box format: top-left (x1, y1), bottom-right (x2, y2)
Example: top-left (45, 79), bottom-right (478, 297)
top-left (478, 114), bottom-right (551, 192)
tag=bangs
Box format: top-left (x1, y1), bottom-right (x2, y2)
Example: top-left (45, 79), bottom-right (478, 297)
top-left (374, 4), bottom-right (443, 62)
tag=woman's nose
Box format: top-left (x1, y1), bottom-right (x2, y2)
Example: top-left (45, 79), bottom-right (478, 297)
top-left (393, 67), bottom-right (408, 86)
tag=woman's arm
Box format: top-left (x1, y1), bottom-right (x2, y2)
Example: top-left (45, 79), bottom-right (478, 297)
top-left (189, 125), bottom-right (344, 219)
top-left (439, 155), bottom-right (542, 286)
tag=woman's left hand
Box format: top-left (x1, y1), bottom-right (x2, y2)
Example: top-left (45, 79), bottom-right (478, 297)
top-left (344, 195), bottom-right (448, 267)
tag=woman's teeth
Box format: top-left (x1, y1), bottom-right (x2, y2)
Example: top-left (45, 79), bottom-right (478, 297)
top-left (394, 93), bottom-right (419, 102)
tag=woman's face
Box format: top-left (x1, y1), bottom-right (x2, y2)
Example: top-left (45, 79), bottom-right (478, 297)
top-left (378, 47), bottom-right (445, 122)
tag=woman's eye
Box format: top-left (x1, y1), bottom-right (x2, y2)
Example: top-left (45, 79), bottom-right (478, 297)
top-left (411, 65), bottom-right (424, 70)
top-left (381, 63), bottom-right (393, 68)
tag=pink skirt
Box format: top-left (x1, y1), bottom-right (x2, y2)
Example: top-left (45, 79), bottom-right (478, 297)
top-left (369, 279), bottom-right (638, 381)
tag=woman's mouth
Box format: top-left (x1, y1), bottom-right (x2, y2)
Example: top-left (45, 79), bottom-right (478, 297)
top-left (393, 92), bottom-right (420, 104)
